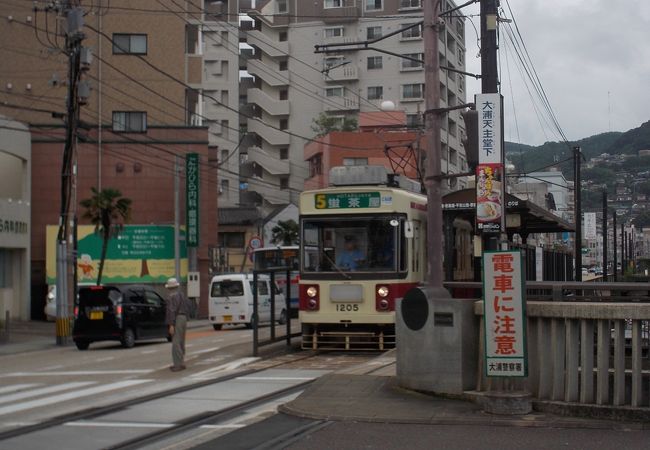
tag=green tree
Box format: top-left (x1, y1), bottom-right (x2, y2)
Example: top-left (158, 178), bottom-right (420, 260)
top-left (271, 220), bottom-right (299, 246)
top-left (311, 113), bottom-right (357, 137)
top-left (80, 187), bottom-right (132, 285)
top-left (632, 210), bottom-right (650, 229)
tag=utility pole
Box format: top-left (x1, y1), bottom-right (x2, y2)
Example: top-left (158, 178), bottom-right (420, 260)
top-left (612, 208), bottom-right (617, 281)
top-left (621, 222), bottom-right (626, 278)
top-left (573, 146), bottom-right (582, 281)
top-left (174, 156), bottom-right (181, 281)
top-left (55, 4), bottom-right (86, 345)
top-left (479, 0), bottom-right (502, 252)
top-left (422, 0), bottom-right (446, 293)
top-left (602, 190), bottom-right (607, 281)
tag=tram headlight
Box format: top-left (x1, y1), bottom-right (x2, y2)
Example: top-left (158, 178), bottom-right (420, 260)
top-left (306, 286), bottom-right (318, 298)
top-left (377, 286), bottom-right (389, 298)
top-left (375, 284), bottom-right (394, 312)
top-left (300, 284), bottom-right (320, 311)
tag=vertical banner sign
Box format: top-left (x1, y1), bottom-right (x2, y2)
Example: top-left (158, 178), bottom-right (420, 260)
top-left (186, 153), bottom-right (199, 247)
top-left (583, 212), bottom-right (597, 241)
top-left (476, 93), bottom-right (503, 234)
top-left (483, 250), bottom-right (527, 377)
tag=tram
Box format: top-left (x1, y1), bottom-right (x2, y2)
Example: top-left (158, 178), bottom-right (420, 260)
top-left (299, 166), bottom-right (427, 350)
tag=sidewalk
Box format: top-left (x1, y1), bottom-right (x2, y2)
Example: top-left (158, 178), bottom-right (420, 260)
top-left (280, 351), bottom-right (650, 431)
top-left (0, 319), bottom-right (212, 356)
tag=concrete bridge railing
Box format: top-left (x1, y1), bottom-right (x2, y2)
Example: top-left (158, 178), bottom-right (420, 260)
top-left (445, 281), bottom-right (650, 412)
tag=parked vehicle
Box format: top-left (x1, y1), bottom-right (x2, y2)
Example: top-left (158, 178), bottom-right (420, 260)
top-left (208, 273), bottom-right (286, 330)
top-left (72, 285), bottom-right (170, 350)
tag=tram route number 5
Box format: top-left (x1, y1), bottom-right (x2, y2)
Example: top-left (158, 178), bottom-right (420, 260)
top-left (336, 304), bottom-right (359, 312)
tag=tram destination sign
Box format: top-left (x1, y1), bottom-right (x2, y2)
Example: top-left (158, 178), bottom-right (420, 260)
top-left (315, 192), bottom-right (381, 209)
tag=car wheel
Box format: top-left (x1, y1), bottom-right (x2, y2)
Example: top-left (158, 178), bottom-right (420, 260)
top-left (245, 315), bottom-right (257, 329)
top-left (166, 334), bottom-right (173, 342)
top-left (278, 309), bottom-right (287, 325)
top-left (213, 324), bottom-right (222, 331)
top-left (121, 328), bottom-right (136, 348)
top-left (75, 340), bottom-right (90, 350)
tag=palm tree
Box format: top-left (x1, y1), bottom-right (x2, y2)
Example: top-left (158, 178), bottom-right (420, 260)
top-left (80, 187), bottom-right (132, 285)
top-left (270, 220), bottom-right (299, 246)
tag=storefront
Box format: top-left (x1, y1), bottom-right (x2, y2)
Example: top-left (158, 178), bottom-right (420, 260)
top-left (0, 116), bottom-right (31, 320)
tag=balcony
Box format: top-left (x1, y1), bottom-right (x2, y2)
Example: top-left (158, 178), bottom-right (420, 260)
top-left (323, 96), bottom-right (359, 112)
top-left (323, 64), bottom-right (358, 82)
top-left (322, 6), bottom-right (359, 23)
top-left (248, 88), bottom-right (290, 116)
top-left (245, 30), bottom-right (289, 58)
top-left (246, 59), bottom-right (289, 87)
top-left (248, 119), bottom-right (291, 146)
top-left (246, 146), bottom-right (290, 175)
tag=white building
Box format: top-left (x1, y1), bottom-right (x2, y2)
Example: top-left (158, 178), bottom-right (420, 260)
top-left (240, 0), bottom-right (468, 206)
top-left (0, 116), bottom-right (31, 320)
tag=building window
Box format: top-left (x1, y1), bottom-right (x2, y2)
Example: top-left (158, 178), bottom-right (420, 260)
top-left (324, 56), bottom-right (345, 70)
top-left (221, 149), bottom-right (229, 163)
top-left (279, 31), bottom-right (288, 42)
top-left (400, 0), bottom-right (421, 8)
top-left (277, 0), bottom-right (288, 13)
top-left (279, 118), bottom-right (289, 130)
top-left (218, 232), bottom-right (245, 248)
top-left (112, 34), bottom-right (147, 54)
top-left (0, 249), bottom-right (10, 288)
top-left (406, 114), bottom-right (421, 129)
top-left (367, 86), bottom-right (383, 100)
top-left (220, 179), bottom-right (229, 196)
top-left (324, 27), bottom-right (344, 38)
top-left (365, 0), bottom-right (382, 11)
top-left (280, 178), bottom-right (289, 190)
top-left (367, 26), bottom-right (382, 40)
top-left (112, 111), bottom-right (147, 132)
top-left (324, 0), bottom-right (342, 8)
top-left (279, 60), bottom-right (288, 71)
top-left (401, 83), bottom-right (424, 100)
top-left (279, 89), bottom-right (288, 100)
top-left (367, 56), bottom-right (383, 69)
top-left (401, 53), bottom-right (424, 70)
top-left (309, 154), bottom-right (322, 177)
top-left (326, 86), bottom-right (344, 97)
top-left (401, 23), bottom-right (422, 40)
top-left (448, 118), bottom-right (457, 137)
top-left (343, 157), bottom-right (368, 166)
top-left (280, 148), bottom-right (289, 159)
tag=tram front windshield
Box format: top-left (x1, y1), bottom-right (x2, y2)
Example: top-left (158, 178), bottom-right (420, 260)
top-left (301, 216), bottom-right (405, 274)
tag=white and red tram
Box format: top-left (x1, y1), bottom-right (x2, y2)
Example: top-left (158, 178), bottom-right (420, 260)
top-left (299, 166), bottom-right (428, 350)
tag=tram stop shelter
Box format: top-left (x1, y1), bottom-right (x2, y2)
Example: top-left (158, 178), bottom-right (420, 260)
top-left (442, 188), bottom-right (575, 282)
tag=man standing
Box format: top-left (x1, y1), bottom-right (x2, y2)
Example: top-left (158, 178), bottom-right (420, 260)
top-left (165, 277), bottom-right (192, 372)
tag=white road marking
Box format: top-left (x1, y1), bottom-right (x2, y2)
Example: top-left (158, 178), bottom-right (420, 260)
top-left (65, 421), bottom-right (173, 429)
top-left (140, 350), bottom-right (158, 354)
top-left (0, 380), bottom-right (151, 416)
top-left (0, 382), bottom-right (94, 405)
top-left (188, 347), bottom-right (220, 356)
top-left (189, 357), bottom-right (260, 379)
top-left (198, 424), bottom-right (245, 429)
top-left (95, 356), bottom-right (115, 362)
top-left (39, 364), bottom-right (64, 371)
top-left (0, 370), bottom-right (152, 377)
top-left (0, 384), bottom-right (40, 395)
top-left (236, 377), bottom-right (315, 381)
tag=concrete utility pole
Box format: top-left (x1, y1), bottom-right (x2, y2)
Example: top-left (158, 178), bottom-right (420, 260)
top-left (602, 190), bottom-right (607, 281)
top-left (55, 4), bottom-right (86, 345)
top-left (573, 146), bottom-right (582, 281)
top-left (423, 0), bottom-right (446, 293)
top-left (479, 0), bottom-right (502, 251)
top-left (174, 156), bottom-right (181, 281)
top-left (612, 209), bottom-right (617, 281)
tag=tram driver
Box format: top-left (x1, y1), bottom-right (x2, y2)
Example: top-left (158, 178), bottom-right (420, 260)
top-left (336, 234), bottom-right (365, 271)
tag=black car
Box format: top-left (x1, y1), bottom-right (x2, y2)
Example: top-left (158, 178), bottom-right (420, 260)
top-left (73, 285), bottom-right (170, 350)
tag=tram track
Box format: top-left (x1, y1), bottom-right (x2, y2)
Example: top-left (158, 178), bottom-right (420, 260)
top-left (0, 351), bottom-right (318, 442)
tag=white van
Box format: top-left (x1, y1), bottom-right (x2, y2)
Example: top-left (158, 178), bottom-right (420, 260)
top-left (208, 274), bottom-right (287, 330)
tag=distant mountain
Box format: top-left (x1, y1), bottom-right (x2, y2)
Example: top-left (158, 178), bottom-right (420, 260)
top-left (506, 120), bottom-right (650, 179)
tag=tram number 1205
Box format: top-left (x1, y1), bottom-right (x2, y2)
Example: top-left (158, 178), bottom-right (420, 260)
top-left (336, 304), bottom-right (359, 312)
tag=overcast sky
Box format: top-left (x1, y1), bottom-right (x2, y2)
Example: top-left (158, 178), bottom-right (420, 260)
top-left (462, 0), bottom-right (650, 146)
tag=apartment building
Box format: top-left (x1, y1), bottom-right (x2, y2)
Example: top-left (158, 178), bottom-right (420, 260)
top-left (241, 0), bottom-right (468, 206)
top-left (0, 1), bottom-right (217, 318)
